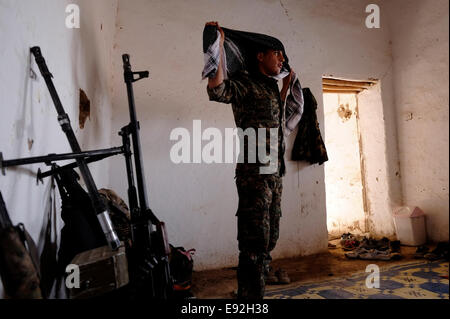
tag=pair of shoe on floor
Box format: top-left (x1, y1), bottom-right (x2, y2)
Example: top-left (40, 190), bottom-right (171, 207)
top-left (359, 237), bottom-right (400, 252)
top-left (345, 247), bottom-right (403, 261)
top-left (359, 237), bottom-right (384, 250)
top-left (266, 267), bottom-right (290, 285)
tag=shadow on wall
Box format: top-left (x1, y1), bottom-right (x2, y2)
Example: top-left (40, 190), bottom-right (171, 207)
top-left (381, 0), bottom-right (428, 207)
top-left (68, 1), bottom-right (106, 150)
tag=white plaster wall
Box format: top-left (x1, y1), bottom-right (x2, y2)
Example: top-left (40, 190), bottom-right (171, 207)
top-left (109, 0), bottom-right (401, 270)
top-left (324, 93), bottom-right (366, 236)
top-left (385, 0), bottom-right (449, 242)
top-left (0, 0), bottom-right (119, 297)
top-left (357, 82), bottom-right (398, 237)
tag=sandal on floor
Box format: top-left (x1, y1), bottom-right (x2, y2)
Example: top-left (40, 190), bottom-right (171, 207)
top-left (345, 247), bottom-right (369, 259)
top-left (342, 239), bottom-right (360, 251)
top-left (340, 233), bottom-right (356, 246)
top-left (359, 249), bottom-right (391, 261)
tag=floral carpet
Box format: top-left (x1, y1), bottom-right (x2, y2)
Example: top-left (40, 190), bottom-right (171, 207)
top-left (265, 260), bottom-right (449, 299)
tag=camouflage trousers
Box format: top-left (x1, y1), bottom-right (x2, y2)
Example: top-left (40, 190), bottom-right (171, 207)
top-left (235, 173), bottom-right (283, 299)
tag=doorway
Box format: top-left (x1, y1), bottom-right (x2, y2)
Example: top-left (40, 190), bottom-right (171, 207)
top-left (322, 77), bottom-right (376, 238)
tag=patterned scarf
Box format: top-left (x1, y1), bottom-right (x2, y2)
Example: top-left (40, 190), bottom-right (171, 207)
top-left (202, 25), bottom-right (304, 136)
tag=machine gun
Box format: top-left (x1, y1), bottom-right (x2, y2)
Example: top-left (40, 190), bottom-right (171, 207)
top-left (0, 48), bottom-right (173, 299)
top-left (121, 54), bottom-right (173, 299)
top-left (29, 47), bottom-right (121, 252)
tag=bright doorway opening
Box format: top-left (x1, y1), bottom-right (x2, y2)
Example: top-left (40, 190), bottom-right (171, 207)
top-left (322, 77), bottom-right (376, 239)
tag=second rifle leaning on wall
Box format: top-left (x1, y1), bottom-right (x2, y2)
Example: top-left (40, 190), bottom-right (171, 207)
top-left (121, 53), bottom-right (173, 299)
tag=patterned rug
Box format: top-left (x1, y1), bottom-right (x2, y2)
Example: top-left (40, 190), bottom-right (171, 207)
top-left (265, 260), bottom-right (449, 299)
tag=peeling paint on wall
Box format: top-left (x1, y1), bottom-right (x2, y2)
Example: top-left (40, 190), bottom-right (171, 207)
top-left (337, 103), bottom-right (353, 121)
top-left (27, 138), bottom-right (34, 150)
top-left (404, 112), bottom-right (413, 121)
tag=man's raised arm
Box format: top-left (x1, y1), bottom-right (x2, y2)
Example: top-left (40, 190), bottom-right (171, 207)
top-left (205, 22), bottom-right (248, 104)
top-left (206, 21), bottom-right (225, 89)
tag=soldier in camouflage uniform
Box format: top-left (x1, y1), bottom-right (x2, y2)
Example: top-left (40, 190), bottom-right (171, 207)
top-left (205, 22), bottom-right (292, 299)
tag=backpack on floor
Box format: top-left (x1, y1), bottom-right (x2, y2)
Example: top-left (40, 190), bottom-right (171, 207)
top-left (169, 244), bottom-right (195, 292)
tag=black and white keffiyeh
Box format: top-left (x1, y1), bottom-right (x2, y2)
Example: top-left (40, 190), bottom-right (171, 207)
top-left (202, 25), bottom-right (304, 136)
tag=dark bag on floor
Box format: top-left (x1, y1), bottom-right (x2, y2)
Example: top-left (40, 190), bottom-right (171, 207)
top-left (169, 245), bottom-right (195, 291)
top-left (0, 192), bottom-right (42, 299)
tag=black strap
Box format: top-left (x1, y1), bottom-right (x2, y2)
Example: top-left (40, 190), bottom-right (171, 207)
top-left (0, 192), bottom-right (13, 229)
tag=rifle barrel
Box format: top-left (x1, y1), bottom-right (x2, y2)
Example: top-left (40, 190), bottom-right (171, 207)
top-left (2, 147), bottom-right (123, 168)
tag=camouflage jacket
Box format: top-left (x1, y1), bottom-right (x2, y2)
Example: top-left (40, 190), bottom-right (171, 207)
top-left (207, 70), bottom-right (286, 177)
